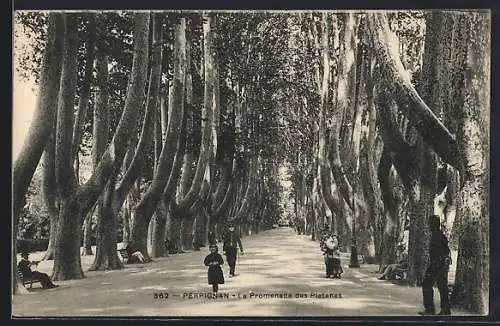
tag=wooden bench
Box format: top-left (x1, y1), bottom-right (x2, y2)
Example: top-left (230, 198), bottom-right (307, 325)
top-left (118, 249), bottom-right (130, 263)
top-left (18, 270), bottom-right (40, 289)
top-left (448, 284), bottom-right (454, 297)
top-left (394, 268), bottom-right (408, 280)
top-left (389, 269), bottom-right (454, 294)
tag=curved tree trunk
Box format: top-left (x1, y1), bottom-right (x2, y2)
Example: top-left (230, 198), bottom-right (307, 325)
top-left (130, 17), bottom-right (185, 261)
top-left (168, 15), bottom-right (217, 254)
top-left (89, 179), bottom-right (123, 271)
top-left (231, 158), bottom-right (258, 223)
top-left (330, 12), bottom-right (357, 210)
top-left (364, 51), bottom-right (384, 261)
top-left (12, 14), bottom-right (64, 293)
top-left (88, 30), bottom-right (123, 270)
top-left (377, 147), bottom-right (405, 270)
top-left (366, 13), bottom-right (461, 172)
top-left (71, 14), bottom-right (96, 169)
top-left (84, 25), bottom-right (110, 259)
top-left (171, 14), bottom-right (215, 214)
top-left (317, 13), bottom-right (343, 225)
top-left (52, 13), bottom-right (150, 280)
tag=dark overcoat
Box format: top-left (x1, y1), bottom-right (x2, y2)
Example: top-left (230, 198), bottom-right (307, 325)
top-left (204, 252), bottom-right (225, 285)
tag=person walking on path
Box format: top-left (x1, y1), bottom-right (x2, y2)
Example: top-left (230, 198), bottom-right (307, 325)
top-left (204, 244), bottom-right (225, 294)
top-left (319, 224), bottom-right (342, 278)
top-left (418, 215), bottom-right (452, 316)
top-left (222, 221), bottom-right (244, 277)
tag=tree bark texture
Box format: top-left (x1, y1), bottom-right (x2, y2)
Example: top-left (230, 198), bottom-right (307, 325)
top-left (452, 12), bottom-right (490, 315)
top-left (13, 15), bottom-right (64, 293)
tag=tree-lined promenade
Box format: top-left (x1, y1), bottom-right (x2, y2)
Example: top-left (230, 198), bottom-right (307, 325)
top-left (13, 10), bottom-right (489, 315)
top-left (13, 227), bottom-right (472, 316)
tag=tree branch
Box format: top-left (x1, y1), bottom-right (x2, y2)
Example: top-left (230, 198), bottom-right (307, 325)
top-left (366, 12), bottom-right (462, 171)
top-left (71, 14), bottom-right (97, 165)
top-left (55, 14), bottom-right (79, 197)
top-left (78, 13), bottom-right (150, 214)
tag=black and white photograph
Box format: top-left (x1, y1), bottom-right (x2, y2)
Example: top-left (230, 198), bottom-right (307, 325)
top-left (12, 9), bottom-right (490, 317)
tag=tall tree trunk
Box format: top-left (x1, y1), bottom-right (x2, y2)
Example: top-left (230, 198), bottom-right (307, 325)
top-left (83, 35), bottom-right (109, 259)
top-left (52, 14), bottom-right (82, 281)
top-left (89, 178), bottom-right (123, 270)
top-left (12, 14), bottom-right (64, 294)
top-left (330, 12), bottom-right (357, 210)
top-left (364, 50), bottom-right (384, 261)
top-left (150, 84), bottom-right (168, 258)
top-left (167, 214), bottom-right (184, 254)
top-left (130, 17), bottom-right (185, 261)
top-left (151, 201), bottom-right (168, 257)
top-left (41, 127), bottom-right (58, 260)
top-left (318, 13), bottom-right (342, 227)
top-left (377, 149), bottom-right (393, 268)
top-left (452, 12), bottom-right (489, 315)
top-left (406, 172), bottom-right (427, 287)
top-left (53, 13), bottom-right (150, 280)
top-left (147, 217), bottom-right (155, 256)
top-left (82, 208), bottom-right (94, 255)
top-left (71, 14), bottom-right (96, 169)
top-left (122, 190), bottom-right (136, 246)
top-left (88, 31), bottom-right (118, 269)
top-left (171, 14), bottom-right (214, 212)
top-left (168, 14), bottom-right (216, 254)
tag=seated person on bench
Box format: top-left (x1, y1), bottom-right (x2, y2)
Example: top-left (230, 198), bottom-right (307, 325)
top-left (18, 251), bottom-right (58, 289)
top-left (124, 243), bottom-right (146, 263)
top-left (378, 243), bottom-right (408, 280)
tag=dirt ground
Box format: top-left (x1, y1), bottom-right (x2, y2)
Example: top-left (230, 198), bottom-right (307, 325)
top-left (12, 227), bottom-right (467, 317)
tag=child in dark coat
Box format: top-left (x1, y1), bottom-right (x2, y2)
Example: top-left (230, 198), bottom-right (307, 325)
top-left (204, 244), bottom-right (225, 293)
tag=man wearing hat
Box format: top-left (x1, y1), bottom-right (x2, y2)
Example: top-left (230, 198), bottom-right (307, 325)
top-left (418, 214), bottom-right (452, 316)
top-left (222, 221), bottom-right (244, 277)
top-left (18, 251), bottom-right (58, 289)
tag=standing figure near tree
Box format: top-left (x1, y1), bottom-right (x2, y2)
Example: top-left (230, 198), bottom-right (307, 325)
top-left (222, 221), bottom-right (244, 277)
top-left (208, 230), bottom-right (217, 246)
top-left (418, 215), bottom-right (452, 316)
top-left (204, 244), bottom-right (224, 294)
top-left (319, 224), bottom-right (342, 278)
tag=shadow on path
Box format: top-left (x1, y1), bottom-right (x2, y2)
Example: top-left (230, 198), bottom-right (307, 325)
top-left (12, 228), bottom-right (470, 317)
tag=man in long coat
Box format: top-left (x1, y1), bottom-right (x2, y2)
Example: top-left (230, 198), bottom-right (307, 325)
top-left (222, 221), bottom-right (244, 277)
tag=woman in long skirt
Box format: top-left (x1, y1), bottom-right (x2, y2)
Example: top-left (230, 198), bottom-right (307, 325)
top-left (204, 244), bottom-right (225, 293)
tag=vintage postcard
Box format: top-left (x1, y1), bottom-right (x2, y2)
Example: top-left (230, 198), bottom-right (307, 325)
top-left (12, 9), bottom-right (490, 317)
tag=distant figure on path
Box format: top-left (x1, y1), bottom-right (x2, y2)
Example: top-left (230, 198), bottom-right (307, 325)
top-left (222, 221), bottom-right (244, 277)
top-left (18, 252), bottom-right (58, 289)
top-left (320, 224), bottom-right (343, 278)
top-left (208, 231), bottom-right (217, 246)
top-left (204, 244), bottom-right (224, 293)
top-left (418, 215), bottom-right (452, 316)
